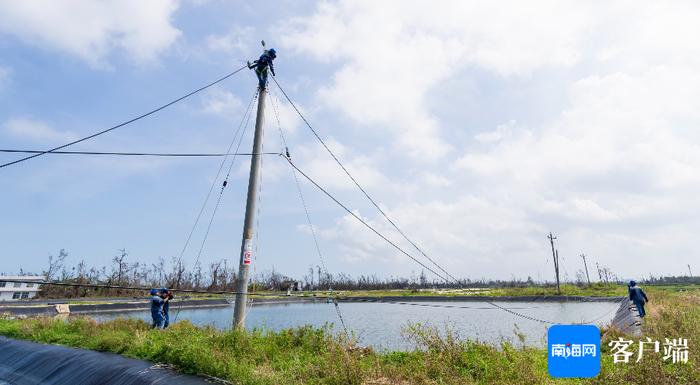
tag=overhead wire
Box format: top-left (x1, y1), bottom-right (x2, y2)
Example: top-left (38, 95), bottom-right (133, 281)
top-left (336, 296), bottom-right (627, 325)
top-left (283, 156), bottom-right (623, 325)
top-left (1, 66), bottom-right (621, 327)
top-left (174, 89), bottom-right (258, 274)
top-left (271, 77), bottom-right (598, 324)
top-left (281, 155), bottom-right (450, 283)
top-left (0, 149), bottom-right (281, 157)
top-left (192, 91), bottom-right (259, 269)
top-left (271, 77), bottom-right (459, 285)
top-left (0, 278), bottom-right (293, 298)
top-left (269, 88), bottom-right (350, 335)
top-left (5, 276), bottom-right (623, 326)
top-left (0, 65), bottom-right (248, 169)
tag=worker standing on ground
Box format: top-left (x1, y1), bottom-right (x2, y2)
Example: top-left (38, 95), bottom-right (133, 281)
top-left (149, 288), bottom-right (169, 329)
top-left (628, 280), bottom-right (649, 318)
top-left (247, 48), bottom-right (276, 88)
top-left (160, 288), bottom-right (174, 328)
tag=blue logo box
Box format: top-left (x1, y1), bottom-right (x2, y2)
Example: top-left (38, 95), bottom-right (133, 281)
top-left (548, 324), bottom-right (601, 378)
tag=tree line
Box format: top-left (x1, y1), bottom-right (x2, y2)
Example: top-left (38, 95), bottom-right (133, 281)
top-left (9, 249), bottom-right (699, 298)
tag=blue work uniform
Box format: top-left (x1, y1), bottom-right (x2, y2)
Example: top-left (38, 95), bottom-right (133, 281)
top-left (248, 52), bottom-right (275, 88)
top-left (162, 299), bottom-right (170, 328)
top-left (628, 286), bottom-right (649, 318)
top-left (150, 295), bottom-right (165, 328)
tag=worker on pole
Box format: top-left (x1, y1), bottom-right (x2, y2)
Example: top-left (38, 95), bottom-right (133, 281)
top-left (248, 48), bottom-right (277, 89)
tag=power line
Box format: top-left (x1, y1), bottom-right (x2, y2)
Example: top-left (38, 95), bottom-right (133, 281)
top-left (0, 149), bottom-right (281, 157)
top-left (193, 91), bottom-right (259, 269)
top-left (271, 82), bottom-right (617, 326)
top-left (0, 65), bottom-right (248, 169)
top-left (271, 76), bottom-right (459, 283)
top-left (270, 89), bottom-right (349, 335)
top-left (2, 277), bottom-right (623, 325)
top-left (175, 90), bottom-right (259, 274)
top-left (282, 156), bottom-right (450, 284)
top-left (0, 278), bottom-right (287, 298)
top-left (338, 296), bottom-right (626, 325)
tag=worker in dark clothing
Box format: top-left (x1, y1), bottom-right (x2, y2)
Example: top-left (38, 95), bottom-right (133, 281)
top-left (150, 288), bottom-right (169, 329)
top-left (628, 280), bottom-right (649, 318)
top-left (160, 288), bottom-right (174, 328)
top-left (247, 48), bottom-right (276, 89)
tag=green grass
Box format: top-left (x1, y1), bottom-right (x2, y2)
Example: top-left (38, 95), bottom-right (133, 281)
top-left (1, 286), bottom-right (698, 384)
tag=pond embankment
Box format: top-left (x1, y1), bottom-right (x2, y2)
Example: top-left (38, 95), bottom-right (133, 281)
top-left (0, 336), bottom-right (214, 385)
top-left (0, 296), bottom-right (321, 317)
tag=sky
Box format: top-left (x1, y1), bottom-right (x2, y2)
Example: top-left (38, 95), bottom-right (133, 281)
top-left (1, 0), bottom-right (699, 282)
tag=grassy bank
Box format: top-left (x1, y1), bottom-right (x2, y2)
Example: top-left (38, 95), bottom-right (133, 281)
top-left (1, 287), bottom-right (698, 384)
top-left (315, 283), bottom-right (627, 299)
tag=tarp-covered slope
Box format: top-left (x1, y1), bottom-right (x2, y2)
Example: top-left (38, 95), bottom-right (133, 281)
top-left (0, 337), bottom-right (212, 385)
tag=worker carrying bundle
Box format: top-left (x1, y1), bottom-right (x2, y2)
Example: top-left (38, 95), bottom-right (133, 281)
top-left (628, 280), bottom-right (649, 318)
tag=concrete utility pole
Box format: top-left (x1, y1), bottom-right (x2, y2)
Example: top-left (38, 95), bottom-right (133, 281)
top-left (233, 84), bottom-right (267, 328)
top-left (688, 264), bottom-right (693, 277)
top-left (581, 253), bottom-right (591, 286)
top-left (547, 232), bottom-right (561, 295)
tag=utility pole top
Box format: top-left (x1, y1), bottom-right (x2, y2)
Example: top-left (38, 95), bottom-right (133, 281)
top-left (547, 232), bottom-right (561, 295)
top-left (580, 253), bottom-right (591, 286)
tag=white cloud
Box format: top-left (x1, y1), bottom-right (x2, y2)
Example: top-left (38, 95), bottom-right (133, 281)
top-left (3, 117), bottom-right (77, 143)
top-left (0, 0), bottom-right (181, 67)
top-left (290, 139), bottom-right (387, 192)
top-left (204, 26), bottom-right (254, 56)
top-left (200, 88), bottom-right (244, 115)
top-left (278, 1), bottom-right (700, 279)
top-left (279, 1), bottom-right (593, 160)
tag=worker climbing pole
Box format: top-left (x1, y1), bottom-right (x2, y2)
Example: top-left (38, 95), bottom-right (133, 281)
top-left (233, 41), bottom-right (277, 328)
top-left (247, 40), bottom-right (277, 89)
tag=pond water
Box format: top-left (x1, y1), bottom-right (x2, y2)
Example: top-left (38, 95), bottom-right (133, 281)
top-left (92, 300), bottom-right (621, 351)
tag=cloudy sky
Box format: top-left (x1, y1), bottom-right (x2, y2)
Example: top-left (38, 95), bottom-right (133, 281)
top-left (1, 0), bottom-right (699, 282)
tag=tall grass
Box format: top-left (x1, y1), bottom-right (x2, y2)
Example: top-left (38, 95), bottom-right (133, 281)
top-left (1, 287), bottom-right (698, 384)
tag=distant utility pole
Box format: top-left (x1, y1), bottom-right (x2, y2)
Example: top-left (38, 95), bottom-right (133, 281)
top-left (233, 69), bottom-right (268, 329)
top-left (581, 253), bottom-right (591, 286)
top-left (547, 232), bottom-right (561, 295)
top-left (688, 264), bottom-right (693, 277)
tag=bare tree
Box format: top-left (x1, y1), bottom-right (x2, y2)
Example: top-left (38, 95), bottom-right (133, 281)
top-left (45, 249), bottom-right (68, 281)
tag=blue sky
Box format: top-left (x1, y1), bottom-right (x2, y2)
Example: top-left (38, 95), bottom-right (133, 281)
top-left (2, 1), bottom-right (700, 282)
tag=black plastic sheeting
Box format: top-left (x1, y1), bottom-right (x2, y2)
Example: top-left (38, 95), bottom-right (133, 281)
top-left (0, 337), bottom-right (212, 385)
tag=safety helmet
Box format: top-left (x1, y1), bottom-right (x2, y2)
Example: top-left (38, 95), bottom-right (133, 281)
top-left (267, 48), bottom-right (277, 58)
top-left (150, 288), bottom-right (158, 295)
top-left (160, 288), bottom-right (168, 294)
top-left (629, 280), bottom-right (636, 287)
